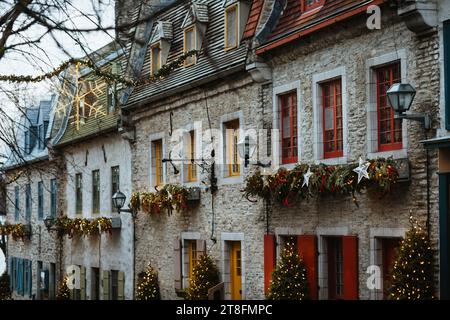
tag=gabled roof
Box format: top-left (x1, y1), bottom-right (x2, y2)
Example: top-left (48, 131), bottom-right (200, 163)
top-left (181, 1), bottom-right (209, 28)
top-left (150, 21), bottom-right (173, 44)
top-left (257, 0), bottom-right (385, 54)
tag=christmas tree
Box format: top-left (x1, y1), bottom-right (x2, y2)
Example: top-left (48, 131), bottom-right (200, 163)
top-left (185, 253), bottom-right (220, 300)
top-left (267, 241), bottom-right (309, 300)
top-left (388, 217), bottom-right (435, 300)
top-left (56, 276), bottom-right (71, 300)
top-left (136, 264), bottom-right (161, 300)
top-left (0, 272), bottom-right (11, 300)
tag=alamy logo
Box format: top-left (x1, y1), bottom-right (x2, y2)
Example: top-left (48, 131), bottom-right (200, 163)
top-left (367, 5), bottom-right (381, 30)
top-left (66, 265), bottom-right (81, 290)
top-left (366, 265), bottom-right (382, 290)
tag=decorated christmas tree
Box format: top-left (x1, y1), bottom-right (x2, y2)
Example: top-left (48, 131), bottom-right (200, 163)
top-left (388, 217), bottom-right (435, 300)
top-left (56, 276), bottom-right (71, 300)
top-left (0, 272), bottom-right (11, 300)
top-left (136, 264), bottom-right (161, 300)
top-left (267, 241), bottom-right (309, 300)
top-left (185, 253), bottom-right (220, 300)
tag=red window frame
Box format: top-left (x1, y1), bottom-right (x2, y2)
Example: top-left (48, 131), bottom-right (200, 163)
top-left (376, 62), bottom-right (402, 152)
top-left (321, 78), bottom-right (343, 159)
top-left (302, 0), bottom-right (324, 12)
top-left (280, 91), bottom-right (298, 164)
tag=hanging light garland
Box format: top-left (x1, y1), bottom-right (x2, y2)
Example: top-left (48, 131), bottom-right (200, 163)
top-left (54, 216), bottom-right (113, 238)
top-left (0, 223), bottom-right (29, 241)
top-left (0, 50), bottom-right (200, 86)
top-left (242, 157), bottom-right (399, 207)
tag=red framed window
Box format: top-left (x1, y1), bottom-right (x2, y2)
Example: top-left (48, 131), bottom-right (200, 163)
top-left (376, 62), bottom-right (402, 152)
top-left (321, 78), bottom-right (343, 159)
top-left (302, 0), bottom-right (324, 12)
top-left (280, 91), bottom-right (298, 164)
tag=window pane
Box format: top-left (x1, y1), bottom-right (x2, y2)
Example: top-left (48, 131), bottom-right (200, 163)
top-left (50, 179), bottom-right (57, 218)
top-left (92, 170), bottom-right (100, 214)
top-left (76, 174), bottom-right (82, 215)
top-left (152, 140), bottom-right (163, 186)
top-left (185, 28), bottom-right (196, 65)
top-left (151, 45), bottom-right (161, 75)
top-left (226, 7), bottom-right (237, 48)
top-left (225, 120), bottom-right (240, 176)
top-left (280, 91), bottom-right (298, 164)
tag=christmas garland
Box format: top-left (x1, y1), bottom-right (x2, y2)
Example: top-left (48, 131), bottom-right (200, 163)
top-left (0, 50), bottom-right (200, 86)
top-left (131, 184), bottom-right (190, 216)
top-left (54, 216), bottom-right (113, 238)
top-left (0, 223), bottom-right (29, 241)
top-left (243, 157), bottom-right (399, 207)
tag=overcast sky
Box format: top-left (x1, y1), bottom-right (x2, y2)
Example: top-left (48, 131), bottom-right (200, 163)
top-left (0, 0), bottom-right (116, 115)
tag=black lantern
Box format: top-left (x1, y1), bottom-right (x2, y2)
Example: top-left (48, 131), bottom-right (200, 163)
top-left (112, 190), bottom-right (126, 212)
top-left (387, 83), bottom-right (416, 114)
top-left (237, 135), bottom-right (271, 168)
top-left (43, 215), bottom-right (56, 231)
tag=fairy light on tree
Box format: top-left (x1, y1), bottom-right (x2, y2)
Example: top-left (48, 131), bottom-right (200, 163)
top-left (267, 241), bottom-right (309, 300)
top-left (388, 216), bottom-right (435, 300)
top-left (185, 253), bottom-right (220, 300)
top-left (136, 264), bottom-right (161, 300)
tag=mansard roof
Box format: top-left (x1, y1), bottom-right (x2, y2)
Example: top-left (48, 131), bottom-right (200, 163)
top-left (256, 0), bottom-right (385, 54)
top-left (122, 0), bottom-right (266, 109)
top-left (150, 21), bottom-right (173, 43)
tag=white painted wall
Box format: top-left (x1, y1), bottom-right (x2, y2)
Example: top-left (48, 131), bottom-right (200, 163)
top-left (63, 133), bottom-right (133, 299)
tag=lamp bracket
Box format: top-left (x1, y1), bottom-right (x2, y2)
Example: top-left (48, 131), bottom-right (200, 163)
top-left (396, 113), bottom-right (431, 129)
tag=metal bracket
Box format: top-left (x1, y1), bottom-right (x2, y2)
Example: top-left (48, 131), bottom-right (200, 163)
top-left (396, 113), bottom-right (431, 130)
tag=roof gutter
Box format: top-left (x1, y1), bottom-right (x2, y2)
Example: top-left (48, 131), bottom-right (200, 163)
top-left (1, 155), bottom-right (50, 172)
top-left (256, 0), bottom-right (385, 55)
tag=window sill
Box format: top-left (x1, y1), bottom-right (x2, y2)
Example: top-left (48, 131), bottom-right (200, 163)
top-left (314, 156), bottom-right (348, 165)
top-left (367, 149), bottom-right (407, 160)
top-left (224, 45), bottom-right (238, 52)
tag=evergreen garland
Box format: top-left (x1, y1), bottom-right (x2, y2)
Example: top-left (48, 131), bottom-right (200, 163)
top-left (185, 254), bottom-right (220, 300)
top-left (388, 217), bottom-right (435, 300)
top-left (0, 272), bottom-right (12, 300)
top-left (267, 241), bottom-right (310, 300)
top-left (136, 264), bottom-right (161, 300)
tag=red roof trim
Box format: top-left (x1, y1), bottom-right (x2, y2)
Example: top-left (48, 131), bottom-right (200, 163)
top-left (256, 0), bottom-right (385, 55)
top-left (243, 0), bottom-right (265, 39)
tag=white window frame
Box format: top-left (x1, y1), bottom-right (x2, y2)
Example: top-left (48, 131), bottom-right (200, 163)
top-left (219, 111), bottom-right (244, 185)
top-left (150, 41), bottom-right (162, 75)
top-left (149, 132), bottom-right (167, 188)
top-left (183, 25), bottom-right (197, 67)
top-left (369, 227), bottom-right (406, 300)
top-left (181, 232), bottom-right (201, 289)
top-left (316, 227), bottom-right (349, 300)
top-left (366, 49), bottom-right (408, 159)
top-left (272, 80), bottom-right (302, 169)
top-left (221, 232), bottom-right (245, 300)
top-left (312, 66), bottom-right (348, 165)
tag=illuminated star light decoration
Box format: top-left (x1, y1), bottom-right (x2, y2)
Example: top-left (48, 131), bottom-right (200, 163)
top-left (54, 62), bottom-right (106, 130)
top-left (302, 166), bottom-right (313, 187)
top-left (353, 157), bottom-right (371, 183)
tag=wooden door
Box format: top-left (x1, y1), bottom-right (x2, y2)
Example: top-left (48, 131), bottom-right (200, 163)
top-left (230, 242), bottom-right (242, 300)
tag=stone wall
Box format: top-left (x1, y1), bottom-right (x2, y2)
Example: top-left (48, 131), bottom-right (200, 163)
top-left (5, 160), bottom-right (62, 300)
top-left (61, 133), bottom-right (134, 299)
top-left (131, 6), bottom-right (440, 300)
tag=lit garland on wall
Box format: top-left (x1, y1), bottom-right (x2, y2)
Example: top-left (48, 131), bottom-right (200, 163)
top-left (0, 50), bottom-right (200, 86)
top-left (131, 184), bottom-right (190, 216)
top-left (242, 157), bottom-right (399, 207)
top-left (0, 223), bottom-right (29, 241)
top-left (54, 216), bottom-right (113, 238)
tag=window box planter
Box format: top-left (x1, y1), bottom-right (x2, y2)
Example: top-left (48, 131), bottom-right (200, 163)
top-left (187, 187), bottom-right (201, 202)
top-left (395, 158), bottom-right (410, 182)
top-left (111, 217), bottom-right (122, 230)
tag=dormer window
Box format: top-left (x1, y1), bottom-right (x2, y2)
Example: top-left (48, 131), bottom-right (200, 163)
top-left (181, 1), bottom-right (209, 67)
top-left (223, 0), bottom-right (250, 51)
top-left (184, 26), bottom-right (197, 66)
top-left (225, 4), bottom-right (238, 50)
top-left (151, 43), bottom-right (161, 75)
top-left (302, 0), bottom-right (324, 12)
top-left (107, 84), bottom-right (116, 113)
top-left (149, 21), bottom-right (172, 74)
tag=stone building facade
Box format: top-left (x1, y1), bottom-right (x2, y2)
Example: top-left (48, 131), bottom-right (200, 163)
top-left (122, 0), bottom-right (442, 300)
top-left (2, 97), bottom-right (62, 300)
